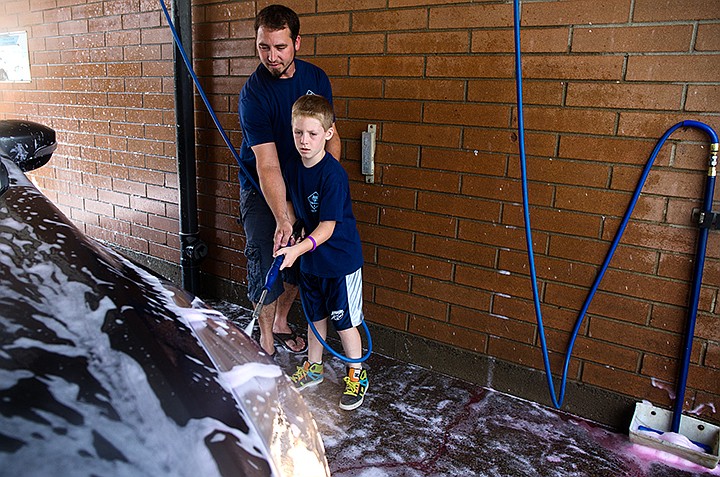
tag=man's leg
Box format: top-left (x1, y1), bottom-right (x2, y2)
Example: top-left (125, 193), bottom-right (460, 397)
top-left (272, 283), bottom-right (306, 352)
top-left (257, 299), bottom-right (276, 355)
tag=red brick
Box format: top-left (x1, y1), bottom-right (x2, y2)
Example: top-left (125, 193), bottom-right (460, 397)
top-left (487, 336), bottom-right (573, 374)
top-left (383, 122), bottom-right (461, 148)
top-left (458, 219), bottom-right (547, 253)
top-left (461, 176), bottom-right (553, 206)
top-left (421, 148), bottom-right (507, 176)
top-left (521, 106), bottom-right (617, 135)
top-left (355, 8), bottom-right (427, 32)
top-left (378, 248), bottom-right (453, 281)
top-left (567, 83), bottom-right (682, 110)
top-left (382, 165), bottom-right (459, 193)
top-left (455, 264), bottom-right (534, 300)
top-left (302, 13), bottom-right (350, 35)
top-left (522, 55), bottom-right (623, 81)
top-left (414, 276), bottom-right (492, 312)
top-left (468, 79), bottom-right (564, 106)
top-left (364, 302), bottom-right (408, 331)
top-left (331, 77), bottom-right (383, 98)
top-left (376, 287), bottom-right (447, 319)
top-left (554, 186), bottom-right (665, 221)
top-left (415, 234), bottom-right (497, 268)
top-left (351, 182), bottom-right (416, 209)
top-left (472, 27), bottom-right (569, 54)
top-left (388, 31), bottom-right (468, 54)
top-left (349, 99), bottom-right (422, 122)
top-left (463, 129), bottom-right (557, 157)
top-left (633, 0), bottom-right (719, 22)
top-left (428, 3), bottom-right (510, 29)
top-left (424, 102), bottom-right (511, 128)
top-left (627, 55), bottom-right (720, 83)
top-left (459, 305), bottom-right (535, 343)
top-left (559, 135), bottom-right (672, 165)
top-left (363, 263), bottom-right (411, 292)
top-left (350, 56), bottom-right (424, 77)
top-left (410, 315), bottom-right (488, 354)
top-left (610, 166), bottom-right (705, 200)
top-left (504, 203), bottom-right (603, 239)
top-left (686, 86), bottom-right (720, 113)
top-left (499, 249), bottom-right (598, 288)
top-left (546, 329), bottom-right (640, 372)
top-left (573, 25), bottom-right (693, 53)
top-left (583, 362), bottom-right (672, 406)
top-left (696, 23), bottom-right (720, 51)
top-left (418, 191), bottom-right (500, 222)
top-left (427, 55), bottom-right (514, 79)
top-left (385, 79), bottom-right (465, 101)
top-left (525, 0), bottom-right (630, 25)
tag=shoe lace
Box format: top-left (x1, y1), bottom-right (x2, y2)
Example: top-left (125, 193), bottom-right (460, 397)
top-left (343, 376), bottom-right (360, 396)
top-left (291, 364), bottom-right (308, 383)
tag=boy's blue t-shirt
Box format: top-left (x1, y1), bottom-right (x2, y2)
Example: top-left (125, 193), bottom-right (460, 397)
top-left (238, 59), bottom-right (334, 191)
top-left (284, 152), bottom-right (363, 278)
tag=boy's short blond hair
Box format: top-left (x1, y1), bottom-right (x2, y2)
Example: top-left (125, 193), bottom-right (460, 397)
top-left (292, 94), bottom-right (334, 131)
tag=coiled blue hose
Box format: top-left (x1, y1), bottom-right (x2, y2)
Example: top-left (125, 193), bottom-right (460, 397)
top-left (513, 0), bottom-right (718, 409)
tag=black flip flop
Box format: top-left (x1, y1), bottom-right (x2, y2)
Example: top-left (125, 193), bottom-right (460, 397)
top-left (273, 329), bottom-right (307, 354)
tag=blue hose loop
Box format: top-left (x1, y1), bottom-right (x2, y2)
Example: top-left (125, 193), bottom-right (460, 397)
top-left (159, 0), bottom-right (260, 193)
top-left (513, 0), bottom-right (719, 409)
top-left (305, 317), bottom-right (373, 364)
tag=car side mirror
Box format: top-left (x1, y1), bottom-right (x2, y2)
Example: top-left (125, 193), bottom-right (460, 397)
top-left (0, 120), bottom-right (57, 172)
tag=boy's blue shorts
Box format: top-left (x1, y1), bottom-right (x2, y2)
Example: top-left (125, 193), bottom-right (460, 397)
top-left (299, 268), bottom-right (364, 332)
top-left (239, 187), bottom-right (299, 305)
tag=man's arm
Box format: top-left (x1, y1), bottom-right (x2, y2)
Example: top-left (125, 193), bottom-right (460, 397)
top-left (252, 142), bottom-right (293, 251)
top-left (327, 122), bottom-right (341, 160)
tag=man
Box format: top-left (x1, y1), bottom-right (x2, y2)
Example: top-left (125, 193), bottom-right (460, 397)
top-left (237, 4), bottom-right (341, 357)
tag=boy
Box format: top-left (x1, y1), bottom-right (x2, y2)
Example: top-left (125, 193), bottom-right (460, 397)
top-left (275, 94), bottom-right (368, 411)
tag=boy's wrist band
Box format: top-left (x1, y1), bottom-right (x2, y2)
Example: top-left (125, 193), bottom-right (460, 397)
top-left (307, 235), bottom-right (317, 251)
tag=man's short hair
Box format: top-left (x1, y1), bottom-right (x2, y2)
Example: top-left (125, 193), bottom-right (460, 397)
top-left (255, 4), bottom-right (300, 41)
top-left (292, 95), bottom-right (334, 131)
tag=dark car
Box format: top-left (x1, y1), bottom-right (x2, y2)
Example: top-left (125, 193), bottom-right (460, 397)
top-left (0, 120), bottom-right (330, 476)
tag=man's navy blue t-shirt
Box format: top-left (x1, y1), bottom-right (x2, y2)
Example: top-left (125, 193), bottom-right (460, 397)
top-left (238, 59), bottom-right (334, 191)
top-left (284, 152), bottom-right (363, 278)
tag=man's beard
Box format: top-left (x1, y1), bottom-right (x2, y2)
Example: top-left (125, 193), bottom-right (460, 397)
top-left (268, 60), bottom-right (294, 78)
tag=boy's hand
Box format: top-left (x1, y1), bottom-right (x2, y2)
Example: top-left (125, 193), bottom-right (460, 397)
top-left (275, 244), bottom-right (302, 270)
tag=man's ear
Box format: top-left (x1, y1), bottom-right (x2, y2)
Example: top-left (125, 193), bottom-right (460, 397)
top-left (294, 35), bottom-right (301, 52)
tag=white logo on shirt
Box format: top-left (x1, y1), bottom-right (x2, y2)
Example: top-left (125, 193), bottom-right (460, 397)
top-left (308, 191), bottom-right (319, 212)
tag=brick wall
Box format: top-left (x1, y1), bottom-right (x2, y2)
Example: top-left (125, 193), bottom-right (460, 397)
top-left (1, 0), bottom-right (718, 425)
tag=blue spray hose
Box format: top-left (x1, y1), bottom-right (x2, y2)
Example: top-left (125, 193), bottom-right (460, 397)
top-left (161, 0), bottom-right (372, 362)
top-left (513, 0), bottom-right (718, 409)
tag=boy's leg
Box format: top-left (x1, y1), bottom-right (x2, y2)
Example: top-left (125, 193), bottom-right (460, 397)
top-left (290, 319), bottom-right (326, 390)
top-left (291, 274), bottom-right (326, 390)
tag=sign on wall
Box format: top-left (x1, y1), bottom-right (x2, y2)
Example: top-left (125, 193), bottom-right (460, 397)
top-left (0, 31), bottom-right (31, 82)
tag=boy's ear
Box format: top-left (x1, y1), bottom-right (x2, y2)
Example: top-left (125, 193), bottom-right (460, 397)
top-left (325, 127), bottom-right (334, 141)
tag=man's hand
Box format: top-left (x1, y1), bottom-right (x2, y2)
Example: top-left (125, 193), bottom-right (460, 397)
top-left (273, 216), bottom-right (294, 252)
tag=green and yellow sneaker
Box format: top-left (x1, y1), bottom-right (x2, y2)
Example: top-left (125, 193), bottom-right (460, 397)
top-left (290, 360), bottom-right (324, 390)
top-left (339, 366), bottom-right (368, 411)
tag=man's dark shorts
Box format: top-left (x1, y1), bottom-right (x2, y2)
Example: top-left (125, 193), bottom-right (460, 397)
top-left (239, 187), bottom-right (299, 305)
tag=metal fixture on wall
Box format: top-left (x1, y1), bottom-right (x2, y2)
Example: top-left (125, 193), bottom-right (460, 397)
top-left (361, 124), bottom-right (376, 183)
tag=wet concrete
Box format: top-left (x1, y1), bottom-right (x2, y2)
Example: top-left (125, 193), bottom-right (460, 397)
top-left (209, 300), bottom-right (717, 477)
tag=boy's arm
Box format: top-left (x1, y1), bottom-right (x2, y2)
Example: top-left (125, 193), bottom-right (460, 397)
top-left (276, 221), bottom-right (335, 269)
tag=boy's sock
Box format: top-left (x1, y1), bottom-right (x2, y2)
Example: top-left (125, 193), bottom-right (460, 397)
top-left (339, 366), bottom-right (368, 411)
top-left (290, 360), bottom-right (324, 390)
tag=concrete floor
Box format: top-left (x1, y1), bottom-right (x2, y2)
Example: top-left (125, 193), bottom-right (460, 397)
top-left (209, 300), bottom-right (718, 477)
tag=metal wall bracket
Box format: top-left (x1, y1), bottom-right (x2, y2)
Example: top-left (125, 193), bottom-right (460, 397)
top-left (361, 124), bottom-right (376, 183)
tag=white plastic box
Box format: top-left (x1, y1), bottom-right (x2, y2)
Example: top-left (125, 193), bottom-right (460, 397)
top-left (629, 401), bottom-right (719, 469)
